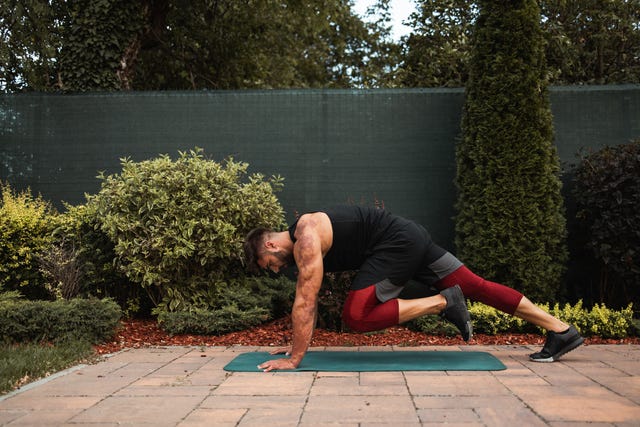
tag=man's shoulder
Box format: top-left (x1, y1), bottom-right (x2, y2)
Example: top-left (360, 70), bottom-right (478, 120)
top-left (296, 211), bottom-right (331, 228)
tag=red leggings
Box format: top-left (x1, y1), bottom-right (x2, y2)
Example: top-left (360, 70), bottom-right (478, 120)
top-left (342, 265), bottom-right (524, 333)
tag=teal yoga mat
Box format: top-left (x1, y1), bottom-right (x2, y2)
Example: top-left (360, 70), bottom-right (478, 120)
top-left (223, 351), bottom-right (506, 372)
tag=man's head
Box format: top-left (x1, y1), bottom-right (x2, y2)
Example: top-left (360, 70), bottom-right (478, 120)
top-left (243, 228), bottom-right (294, 274)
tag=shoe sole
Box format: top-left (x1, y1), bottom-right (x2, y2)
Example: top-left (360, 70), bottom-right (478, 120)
top-left (529, 335), bottom-right (585, 363)
top-left (463, 320), bottom-right (473, 342)
top-left (441, 285), bottom-right (473, 342)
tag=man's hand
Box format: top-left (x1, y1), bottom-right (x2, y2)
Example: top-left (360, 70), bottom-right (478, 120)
top-left (257, 357), bottom-right (297, 372)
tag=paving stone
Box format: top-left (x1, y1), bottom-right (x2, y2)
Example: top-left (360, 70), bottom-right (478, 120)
top-left (211, 372), bottom-right (314, 396)
top-left (301, 395), bottom-right (419, 424)
top-left (70, 395), bottom-right (204, 425)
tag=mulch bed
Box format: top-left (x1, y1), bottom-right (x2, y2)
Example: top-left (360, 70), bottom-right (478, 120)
top-left (94, 317), bottom-right (640, 355)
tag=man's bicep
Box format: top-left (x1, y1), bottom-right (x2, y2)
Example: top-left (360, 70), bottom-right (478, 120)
top-left (294, 234), bottom-right (324, 288)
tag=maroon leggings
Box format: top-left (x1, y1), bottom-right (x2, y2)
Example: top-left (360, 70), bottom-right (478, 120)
top-left (342, 265), bottom-right (524, 333)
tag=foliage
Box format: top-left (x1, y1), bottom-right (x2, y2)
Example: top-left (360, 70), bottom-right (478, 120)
top-left (455, 0), bottom-right (567, 302)
top-left (541, 0), bottom-right (640, 84)
top-left (0, 298), bottom-right (122, 344)
top-left (411, 300), bottom-right (634, 339)
top-left (0, 182), bottom-right (57, 300)
top-left (0, 339), bottom-right (94, 395)
top-left (52, 202), bottom-right (144, 316)
top-left (0, 0), bottom-right (63, 92)
top-left (93, 148), bottom-right (285, 312)
top-left (57, 0), bottom-right (144, 91)
top-left (317, 272), bottom-right (354, 331)
top-left (158, 307), bottom-right (269, 336)
top-left (400, 0), bottom-right (476, 87)
top-left (1, 0), bottom-right (398, 92)
top-left (401, 0), bottom-right (640, 87)
top-left (158, 275), bottom-right (295, 335)
top-left (467, 303), bottom-right (531, 335)
top-left (572, 140), bottom-right (640, 308)
top-left (410, 316), bottom-right (459, 337)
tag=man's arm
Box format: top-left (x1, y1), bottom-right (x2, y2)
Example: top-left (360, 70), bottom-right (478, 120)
top-left (258, 214), bottom-right (328, 372)
top-left (288, 229), bottom-right (324, 366)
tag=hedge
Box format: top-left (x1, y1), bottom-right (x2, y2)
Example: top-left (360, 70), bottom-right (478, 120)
top-left (0, 298), bottom-right (122, 344)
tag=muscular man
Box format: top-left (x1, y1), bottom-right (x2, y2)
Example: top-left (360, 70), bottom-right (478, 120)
top-left (243, 206), bottom-right (583, 371)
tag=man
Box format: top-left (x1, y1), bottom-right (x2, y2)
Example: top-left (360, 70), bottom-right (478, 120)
top-left (244, 205), bottom-right (583, 372)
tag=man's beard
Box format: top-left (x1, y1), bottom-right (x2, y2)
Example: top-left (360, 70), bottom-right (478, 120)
top-left (273, 249), bottom-right (294, 269)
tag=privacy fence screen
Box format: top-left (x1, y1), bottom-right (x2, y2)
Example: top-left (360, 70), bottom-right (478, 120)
top-left (1, 86), bottom-right (639, 250)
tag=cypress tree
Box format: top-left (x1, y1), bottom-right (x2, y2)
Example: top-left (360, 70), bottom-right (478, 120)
top-left (455, 0), bottom-right (567, 302)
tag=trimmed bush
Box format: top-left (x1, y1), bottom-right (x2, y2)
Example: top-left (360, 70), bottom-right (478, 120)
top-left (572, 140), bottom-right (640, 308)
top-left (92, 148), bottom-right (285, 313)
top-left (158, 307), bottom-right (269, 336)
top-left (455, 0), bottom-right (567, 302)
top-left (158, 275), bottom-right (295, 335)
top-left (0, 298), bottom-right (122, 344)
top-left (0, 183), bottom-right (58, 300)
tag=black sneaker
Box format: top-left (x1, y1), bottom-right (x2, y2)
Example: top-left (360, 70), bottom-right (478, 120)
top-left (440, 285), bottom-right (473, 342)
top-left (529, 325), bottom-right (584, 362)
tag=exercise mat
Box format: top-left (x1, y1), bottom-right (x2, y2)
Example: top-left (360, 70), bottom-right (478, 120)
top-left (224, 350), bottom-right (506, 372)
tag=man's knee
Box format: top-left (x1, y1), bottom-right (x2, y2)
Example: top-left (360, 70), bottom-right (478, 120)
top-left (342, 309), bottom-right (376, 333)
top-left (342, 293), bottom-right (400, 333)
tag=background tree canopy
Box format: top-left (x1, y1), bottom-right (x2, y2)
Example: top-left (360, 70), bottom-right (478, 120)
top-left (0, 0), bottom-right (400, 92)
top-left (401, 0), bottom-right (640, 87)
top-left (2, 0), bottom-right (638, 92)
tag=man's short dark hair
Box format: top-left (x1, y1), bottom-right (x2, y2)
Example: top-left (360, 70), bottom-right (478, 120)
top-left (243, 228), bottom-right (270, 274)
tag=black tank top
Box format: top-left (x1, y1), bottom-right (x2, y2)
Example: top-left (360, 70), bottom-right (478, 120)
top-left (288, 205), bottom-right (400, 272)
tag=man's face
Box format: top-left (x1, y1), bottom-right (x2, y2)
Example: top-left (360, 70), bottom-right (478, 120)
top-left (258, 248), bottom-right (293, 273)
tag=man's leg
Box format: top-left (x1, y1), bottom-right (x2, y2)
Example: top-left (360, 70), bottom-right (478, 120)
top-left (342, 283), bottom-right (472, 341)
top-left (437, 264), bottom-right (565, 330)
top-left (436, 262), bottom-right (584, 361)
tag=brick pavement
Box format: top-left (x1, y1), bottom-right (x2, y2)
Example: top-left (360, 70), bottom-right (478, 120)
top-left (1, 344), bottom-right (639, 426)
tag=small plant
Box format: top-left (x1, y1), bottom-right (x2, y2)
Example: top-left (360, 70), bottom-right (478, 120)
top-left (53, 201), bottom-right (143, 315)
top-left (37, 239), bottom-right (83, 300)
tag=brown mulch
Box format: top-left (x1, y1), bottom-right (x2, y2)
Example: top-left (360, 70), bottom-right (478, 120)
top-left (94, 317), bottom-right (640, 355)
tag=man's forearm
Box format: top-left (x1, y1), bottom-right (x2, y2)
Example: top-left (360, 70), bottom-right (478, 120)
top-left (288, 299), bottom-right (317, 366)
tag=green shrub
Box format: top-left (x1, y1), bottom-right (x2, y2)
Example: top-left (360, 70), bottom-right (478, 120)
top-left (572, 140), bottom-right (640, 308)
top-left (0, 183), bottom-right (58, 300)
top-left (410, 316), bottom-right (459, 337)
top-left (158, 306), bottom-right (269, 335)
top-left (0, 298), bottom-right (122, 344)
top-left (158, 275), bottom-right (295, 335)
top-left (92, 148), bottom-right (285, 313)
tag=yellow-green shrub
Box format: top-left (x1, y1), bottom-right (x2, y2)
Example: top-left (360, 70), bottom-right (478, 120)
top-left (0, 183), bottom-right (57, 299)
top-left (463, 300), bottom-right (634, 339)
top-left (468, 303), bottom-right (530, 335)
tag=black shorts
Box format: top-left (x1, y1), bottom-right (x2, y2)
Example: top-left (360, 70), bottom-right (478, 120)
top-left (350, 220), bottom-right (462, 302)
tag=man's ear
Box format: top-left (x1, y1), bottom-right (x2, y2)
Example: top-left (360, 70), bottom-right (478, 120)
top-left (264, 240), bottom-right (277, 250)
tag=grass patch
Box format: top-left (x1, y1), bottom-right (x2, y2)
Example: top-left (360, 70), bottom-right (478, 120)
top-left (0, 340), bottom-right (95, 395)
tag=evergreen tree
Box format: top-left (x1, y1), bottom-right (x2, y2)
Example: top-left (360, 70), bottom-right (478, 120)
top-left (455, 0), bottom-right (567, 302)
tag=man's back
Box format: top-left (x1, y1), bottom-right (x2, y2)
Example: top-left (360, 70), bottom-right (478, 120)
top-left (289, 205), bottom-right (404, 272)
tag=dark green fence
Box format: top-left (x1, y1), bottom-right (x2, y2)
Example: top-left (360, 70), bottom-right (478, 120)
top-left (1, 86), bottom-right (639, 252)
